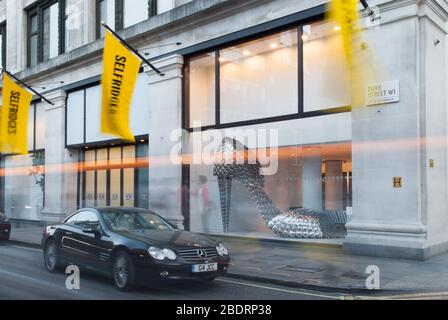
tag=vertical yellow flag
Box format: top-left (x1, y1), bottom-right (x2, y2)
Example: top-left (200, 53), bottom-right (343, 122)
top-left (101, 31), bottom-right (140, 142)
top-left (327, 0), bottom-right (360, 67)
top-left (0, 74), bottom-right (33, 155)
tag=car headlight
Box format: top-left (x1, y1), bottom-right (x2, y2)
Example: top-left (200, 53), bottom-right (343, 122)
top-left (162, 249), bottom-right (177, 260)
top-left (216, 243), bottom-right (229, 256)
top-left (148, 247), bottom-right (177, 261)
top-left (148, 247), bottom-right (165, 260)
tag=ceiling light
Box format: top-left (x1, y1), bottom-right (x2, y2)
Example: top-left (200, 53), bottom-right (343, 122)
top-left (334, 26), bottom-right (341, 31)
top-left (243, 50), bottom-right (251, 56)
top-left (301, 35), bottom-right (309, 41)
top-left (270, 43), bottom-right (278, 49)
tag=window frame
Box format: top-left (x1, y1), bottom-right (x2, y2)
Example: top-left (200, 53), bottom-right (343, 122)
top-left (27, 0), bottom-right (66, 67)
top-left (183, 16), bottom-right (352, 132)
top-left (95, 0), bottom-right (157, 39)
top-left (0, 22), bottom-right (6, 69)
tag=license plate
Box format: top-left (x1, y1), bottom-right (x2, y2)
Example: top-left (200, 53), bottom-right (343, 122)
top-left (192, 263), bottom-right (218, 273)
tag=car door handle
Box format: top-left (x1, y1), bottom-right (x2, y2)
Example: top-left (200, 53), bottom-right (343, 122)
top-left (66, 232), bottom-right (73, 235)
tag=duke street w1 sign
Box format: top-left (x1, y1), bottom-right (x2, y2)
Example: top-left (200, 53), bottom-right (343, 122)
top-left (366, 80), bottom-right (400, 106)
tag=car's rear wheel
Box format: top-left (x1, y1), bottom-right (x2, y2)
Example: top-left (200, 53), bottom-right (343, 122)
top-left (44, 240), bottom-right (61, 272)
top-left (112, 250), bottom-right (135, 291)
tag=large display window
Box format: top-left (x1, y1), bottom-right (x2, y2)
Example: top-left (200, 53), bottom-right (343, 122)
top-left (185, 19), bottom-right (351, 131)
top-left (185, 18), bottom-right (352, 240)
top-left (188, 142), bottom-right (351, 239)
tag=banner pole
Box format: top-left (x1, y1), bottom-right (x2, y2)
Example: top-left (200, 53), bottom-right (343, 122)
top-left (100, 22), bottom-right (165, 77)
top-left (360, 0), bottom-right (374, 17)
top-left (0, 68), bottom-right (55, 106)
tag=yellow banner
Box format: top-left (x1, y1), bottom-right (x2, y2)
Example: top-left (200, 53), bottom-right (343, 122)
top-left (0, 74), bottom-right (33, 155)
top-left (100, 30), bottom-right (140, 142)
top-left (327, 0), bottom-right (360, 66)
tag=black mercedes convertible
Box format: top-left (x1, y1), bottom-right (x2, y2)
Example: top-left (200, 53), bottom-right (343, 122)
top-left (42, 207), bottom-right (230, 291)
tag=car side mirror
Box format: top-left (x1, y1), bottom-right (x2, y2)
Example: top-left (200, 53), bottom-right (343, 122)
top-left (83, 228), bottom-right (101, 237)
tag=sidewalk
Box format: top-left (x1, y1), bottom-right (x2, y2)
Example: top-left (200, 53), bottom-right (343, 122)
top-left (10, 223), bottom-right (448, 294)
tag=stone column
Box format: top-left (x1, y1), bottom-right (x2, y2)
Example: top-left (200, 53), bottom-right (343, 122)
top-left (6, 0), bottom-right (27, 72)
top-left (42, 90), bottom-right (78, 222)
top-left (145, 54), bottom-right (185, 228)
top-left (343, 3), bottom-right (441, 260)
top-left (325, 160), bottom-right (344, 211)
top-left (302, 155), bottom-right (323, 211)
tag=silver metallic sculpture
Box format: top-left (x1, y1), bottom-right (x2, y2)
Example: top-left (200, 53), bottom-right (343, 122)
top-left (213, 137), bottom-right (347, 239)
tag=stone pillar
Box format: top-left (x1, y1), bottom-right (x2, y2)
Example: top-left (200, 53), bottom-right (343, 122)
top-left (42, 90), bottom-right (77, 222)
top-left (343, 3), bottom-right (443, 260)
top-left (325, 160), bottom-right (344, 211)
top-left (145, 54), bottom-right (185, 228)
top-left (6, 0), bottom-right (27, 72)
top-left (302, 155), bottom-right (323, 211)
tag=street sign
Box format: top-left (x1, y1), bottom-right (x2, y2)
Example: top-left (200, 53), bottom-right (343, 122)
top-left (366, 80), bottom-right (400, 106)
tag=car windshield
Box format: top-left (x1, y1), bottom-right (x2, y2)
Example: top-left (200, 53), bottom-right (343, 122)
top-left (100, 210), bottom-right (174, 232)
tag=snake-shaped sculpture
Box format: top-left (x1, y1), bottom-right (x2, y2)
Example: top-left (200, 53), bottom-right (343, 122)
top-left (213, 137), bottom-right (347, 239)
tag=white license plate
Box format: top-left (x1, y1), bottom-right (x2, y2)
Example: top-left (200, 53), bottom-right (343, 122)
top-left (192, 263), bottom-right (218, 273)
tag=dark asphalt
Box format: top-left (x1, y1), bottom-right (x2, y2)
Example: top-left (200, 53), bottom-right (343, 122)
top-left (0, 242), bottom-right (344, 300)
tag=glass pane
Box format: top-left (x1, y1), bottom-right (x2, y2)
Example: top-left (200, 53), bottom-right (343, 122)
top-left (66, 90), bottom-right (85, 146)
top-left (76, 211), bottom-right (100, 230)
top-left (31, 14), bottom-right (38, 33)
top-left (303, 20), bottom-right (351, 112)
top-left (85, 85), bottom-right (110, 143)
top-left (190, 143), bottom-right (352, 237)
top-left (189, 53), bottom-right (216, 128)
top-left (27, 105), bottom-right (35, 151)
top-left (84, 150), bottom-right (96, 207)
top-left (100, 0), bottom-right (115, 37)
top-left (157, 0), bottom-right (174, 14)
top-left (65, 0), bottom-right (84, 51)
top-left (123, 0), bottom-right (148, 28)
top-left (96, 149), bottom-right (108, 208)
top-left (66, 213), bottom-right (80, 225)
top-left (4, 154), bottom-right (45, 220)
top-left (136, 144), bottom-right (149, 209)
top-left (30, 34), bottom-right (38, 66)
top-left (43, 2), bottom-right (60, 61)
top-left (123, 146), bottom-right (135, 207)
top-left (35, 102), bottom-right (46, 150)
top-left (220, 29), bottom-right (299, 123)
top-left (109, 147), bottom-right (122, 207)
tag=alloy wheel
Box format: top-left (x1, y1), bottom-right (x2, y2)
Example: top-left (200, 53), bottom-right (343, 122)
top-left (45, 242), bottom-right (57, 271)
top-left (113, 254), bottom-right (129, 289)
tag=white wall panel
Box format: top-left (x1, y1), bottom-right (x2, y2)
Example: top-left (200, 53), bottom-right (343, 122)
top-left (35, 102), bottom-right (46, 149)
top-left (85, 85), bottom-right (111, 143)
top-left (66, 90), bottom-right (85, 146)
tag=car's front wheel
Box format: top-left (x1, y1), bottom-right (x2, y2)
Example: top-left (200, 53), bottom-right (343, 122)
top-left (112, 250), bottom-right (135, 291)
top-left (44, 240), bottom-right (62, 272)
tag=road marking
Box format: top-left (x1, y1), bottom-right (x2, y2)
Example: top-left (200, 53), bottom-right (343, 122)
top-left (356, 292), bottom-right (448, 300)
top-left (217, 278), bottom-right (343, 299)
top-left (11, 245), bottom-right (41, 252)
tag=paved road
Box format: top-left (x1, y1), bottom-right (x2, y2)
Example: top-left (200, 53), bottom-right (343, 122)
top-left (0, 243), bottom-right (345, 300)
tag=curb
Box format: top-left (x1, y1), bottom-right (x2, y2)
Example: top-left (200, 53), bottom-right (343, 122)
top-left (224, 271), bottom-right (380, 295)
